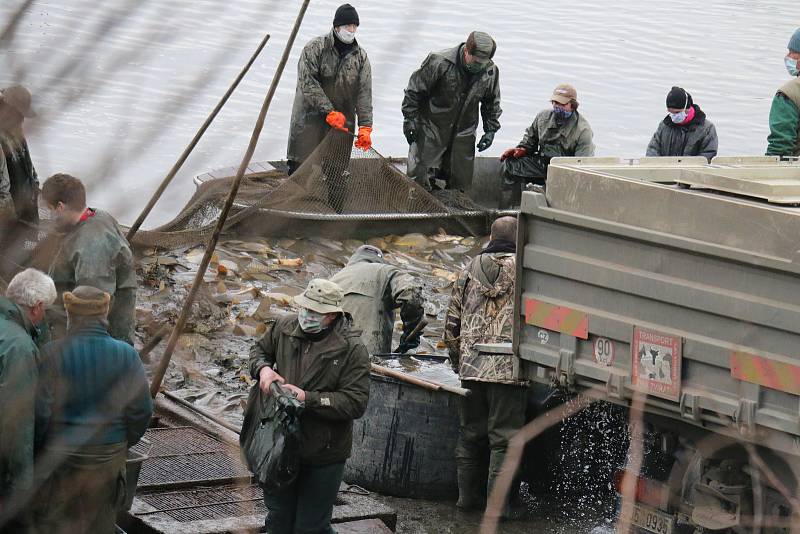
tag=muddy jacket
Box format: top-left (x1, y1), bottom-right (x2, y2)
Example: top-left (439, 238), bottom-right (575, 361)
top-left (517, 108), bottom-right (594, 158)
top-left (444, 251), bottom-right (523, 384)
top-left (402, 44), bottom-right (502, 190)
top-left (287, 31), bottom-right (372, 164)
top-left (646, 105), bottom-right (718, 161)
top-left (0, 133), bottom-right (38, 224)
top-left (330, 250), bottom-right (422, 355)
top-left (248, 315), bottom-right (370, 465)
top-left (0, 297), bottom-right (41, 496)
top-left (46, 209), bottom-right (137, 344)
top-left (766, 77), bottom-right (800, 157)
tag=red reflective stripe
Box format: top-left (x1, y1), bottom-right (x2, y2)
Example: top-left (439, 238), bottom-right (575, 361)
top-left (524, 298), bottom-right (588, 339)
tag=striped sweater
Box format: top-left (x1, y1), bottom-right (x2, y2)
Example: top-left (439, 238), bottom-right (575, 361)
top-left (38, 322), bottom-right (152, 447)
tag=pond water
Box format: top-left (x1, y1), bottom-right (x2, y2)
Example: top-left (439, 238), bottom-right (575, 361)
top-left (1, 0), bottom-right (796, 225)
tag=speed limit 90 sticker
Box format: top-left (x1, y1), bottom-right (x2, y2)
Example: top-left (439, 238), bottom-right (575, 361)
top-left (593, 337), bottom-right (615, 366)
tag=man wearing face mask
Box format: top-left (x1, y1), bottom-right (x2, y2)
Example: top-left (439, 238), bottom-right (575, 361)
top-left (402, 31), bottom-right (502, 191)
top-left (498, 84), bottom-right (594, 207)
top-left (248, 278), bottom-right (370, 534)
top-left (766, 28), bottom-right (800, 158)
top-left (646, 86), bottom-right (718, 162)
top-left (286, 3), bottom-right (373, 176)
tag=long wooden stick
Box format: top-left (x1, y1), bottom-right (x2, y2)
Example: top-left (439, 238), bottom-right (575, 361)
top-left (162, 390), bottom-right (241, 434)
top-left (371, 363), bottom-right (471, 397)
top-left (149, 0), bottom-right (311, 398)
top-left (126, 32), bottom-right (271, 240)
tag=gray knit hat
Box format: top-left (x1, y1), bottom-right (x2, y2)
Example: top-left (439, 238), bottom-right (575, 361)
top-left (789, 27), bottom-right (800, 53)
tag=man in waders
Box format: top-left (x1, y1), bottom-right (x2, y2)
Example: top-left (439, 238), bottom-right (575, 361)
top-left (330, 245), bottom-right (424, 355)
top-left (766, 27), bottom-right (800, 158)
top-left (402, 31), bottom-right (502, 191)
top-left (444, 216), bottom-right (528, 519)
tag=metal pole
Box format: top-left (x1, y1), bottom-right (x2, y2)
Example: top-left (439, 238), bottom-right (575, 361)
top-left (149, 0), bottom-right (311, 398)
top-left (126, 32), bottom-right (271, 240)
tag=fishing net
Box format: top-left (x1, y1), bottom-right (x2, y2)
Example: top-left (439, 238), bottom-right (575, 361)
top-left (129, 129), bottom-right (493, 249)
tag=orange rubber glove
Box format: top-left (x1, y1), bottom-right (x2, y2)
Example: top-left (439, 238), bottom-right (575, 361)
top-left (499, 147), bottom-right (527, 161)
top-left (325, 110), bottom-right (347, 132)
top-left (354, 126), bottom-right (373, 151)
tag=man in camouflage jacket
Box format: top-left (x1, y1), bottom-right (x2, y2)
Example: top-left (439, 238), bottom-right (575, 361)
top-left (444, 216), bottom-right (527, 516)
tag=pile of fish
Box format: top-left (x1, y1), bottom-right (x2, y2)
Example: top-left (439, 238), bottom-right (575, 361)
top-left (135, 230), bottom-right (484, 427)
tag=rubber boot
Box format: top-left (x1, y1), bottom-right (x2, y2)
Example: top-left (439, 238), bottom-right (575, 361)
top-left (498, 187), bottom-right (515, 210)
top-left (486, 458), bottom-right (526, 520)
top-left (456, 467), bottom-right (486, 510)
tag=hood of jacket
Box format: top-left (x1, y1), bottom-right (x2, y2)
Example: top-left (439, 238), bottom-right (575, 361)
top-left (662, 104), bottom-right (707, 129)
top-left (468, 252), bottom-right (514, 299)
top-left (0, 297), bottom-right (35, 338)
top-left (345, 248), bottom-right (386, 267)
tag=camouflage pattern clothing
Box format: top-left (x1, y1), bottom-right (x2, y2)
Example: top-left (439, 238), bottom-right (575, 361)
top-left (402, 44), bottom-right (502, 191)
top-left (43, 209), bottom-right (137, 345)
top-left (287, 30), bottom-right (372, 166)
top-left (444, 251), bottom-right (522, 384)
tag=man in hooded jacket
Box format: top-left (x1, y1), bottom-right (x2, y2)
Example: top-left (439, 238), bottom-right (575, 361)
top-left (766, 27), bottom-right (800, 158)
top-left (402, 31), bottom-right (502, 191)
top-left (444, 216), bottom-right (527, 518)
top-left (330, 245), bottom-right (424, 355)
top-left (646, 86), bottom-right (718, 161)
top-left (286, 4), bottom-right (373, 176)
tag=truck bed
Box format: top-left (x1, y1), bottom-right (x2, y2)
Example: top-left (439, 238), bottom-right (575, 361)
top-left (515, 160), bottom-right (800, 457)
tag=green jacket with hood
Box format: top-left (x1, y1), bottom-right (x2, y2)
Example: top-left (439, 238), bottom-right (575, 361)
top-left (646, 104), bottom-right (718, 161)
top-left (287, 31), bottom-right (373, 165)
top-left (402, 44), bottom-right (502, 190)
top-left (0, 297), bottom-right (41, 496)
top-left (247, 314), bottom-right (370, 465)
top-left (329, 249), bottom-right (422, 355)
top-left (517, 108), bottom-right (594, 158)
top-left (766, 77), bottom-right (800, 157)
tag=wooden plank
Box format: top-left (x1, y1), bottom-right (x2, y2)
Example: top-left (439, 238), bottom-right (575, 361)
top-left (335, 519), bottom-right (393, 533)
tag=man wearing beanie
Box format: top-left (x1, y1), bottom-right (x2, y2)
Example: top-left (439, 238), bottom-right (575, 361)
top-left (35, 285), bottom-right (152, 534)
top-left (646, 86), bottom-right (718, 161)
top-left (402, 31), bottom-right (502, 191)
top-left (498, 83), bottom-right (594, 207)
top-left (286, 3), bottom-right (373, 175)
top-left (766, 27), bottom-right (800, 158)
top-left (38, 173), bottom-right (137, 345)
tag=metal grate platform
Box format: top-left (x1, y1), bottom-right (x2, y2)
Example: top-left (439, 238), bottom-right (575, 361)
top-left (137, 483), bottom-right (264, 522)
top-left (135, 427), bottom-right (251, 490)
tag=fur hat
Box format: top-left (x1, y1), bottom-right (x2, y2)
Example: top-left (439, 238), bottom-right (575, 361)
top-left (64, 286), bottom-right (111, 316)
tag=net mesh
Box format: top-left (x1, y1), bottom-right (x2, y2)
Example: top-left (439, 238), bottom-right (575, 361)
top-left (130, 129), bottom-right (491, 249)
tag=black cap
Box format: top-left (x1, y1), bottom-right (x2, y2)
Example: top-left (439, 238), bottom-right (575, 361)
top-left (333, 4), bottom-right (359, 27)
top-left (666, 86), bottom-right (693, 110)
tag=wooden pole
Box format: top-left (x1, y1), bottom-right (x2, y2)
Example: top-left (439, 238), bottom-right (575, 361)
top-left (371, 363), bottom-right (471, 397)
top-left (162, 391), bottom-right (241, 434)
top-left (126, 32), bottom-right (271, 241)
top-left (149, 0), bottom-right (312, 398)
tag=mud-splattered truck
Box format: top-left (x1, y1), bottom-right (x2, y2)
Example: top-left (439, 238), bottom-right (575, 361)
top-left (513, 157), bottom-right (800, 533)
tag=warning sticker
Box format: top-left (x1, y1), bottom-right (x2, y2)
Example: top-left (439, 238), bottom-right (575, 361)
top-left (631, 327), bottom-right (682, 401)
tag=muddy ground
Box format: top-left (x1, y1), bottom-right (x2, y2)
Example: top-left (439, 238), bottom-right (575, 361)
top-left (135, 231), bottom-right (625, 533)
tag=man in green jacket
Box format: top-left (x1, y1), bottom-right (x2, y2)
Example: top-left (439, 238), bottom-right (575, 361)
top-left (0, 268), bottom-right (56, 532)
top-left (287, 4), bottom-right (373, 176)
top-left (766, 27), bottom-right (800, 158)
top-left (39, 173), bottom-right (137, 345)
top-left (402, 31), bottom-right (502, 191)
top-left (499, 83), bottom-right (594, 206)
top-left (330, 245), bottom-right (424, 355)
top-left (248, 278), bottom-right (370, 534)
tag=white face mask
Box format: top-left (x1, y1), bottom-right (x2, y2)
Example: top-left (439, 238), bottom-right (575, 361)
top-left (335, 27), bottom-right (356, 44)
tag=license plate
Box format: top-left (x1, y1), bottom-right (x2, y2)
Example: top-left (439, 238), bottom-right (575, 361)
top-left (630, 503), bottom-right (674, 534)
